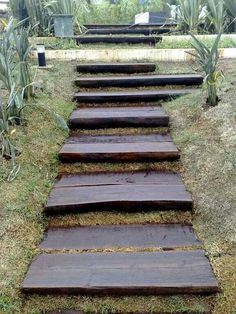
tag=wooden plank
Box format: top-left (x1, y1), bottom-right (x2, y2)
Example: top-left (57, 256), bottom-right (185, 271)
top-left (84, 23), bottom-right (177, 29)
top-left (59, 134), bottom-right (180, 163)
top-left (45, 171), bottom-right (192, 215)
top-left (73, 89), bottom-right (193, 103)
top-left (85, 28), bottom-right (170, 35)
top-left (22, 250), bottom-right (219, 295)
top-left (75, 74), bottom-right (203, 88)
top-left (69, 106), bottom-right (169, 129)
top-left (40, 224), bottom-right (201, 250)
top-left (54, 171), bottom-right (184, 188)
top-left (75, 36), bottom-right (161, 45)
top-left (76, 63), bottom-right (156, 74)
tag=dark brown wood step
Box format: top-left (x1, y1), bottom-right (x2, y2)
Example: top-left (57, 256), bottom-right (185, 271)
top-left (59, 134), bottom-right (179, 163)
top-left (40, 224), bottom-right (201, 250)
top-left (45, 171), bottom-right (192, 214)
top-left (75, 74), bottom-right (203, 88)
top-left (85, 28), bottom-right (170, 35)
top-left (69, 106), bottom-right (169, 129)
top-left (75, 36), bottom-right (161, 45)
top-left (54, 171), bottom-right (185, 188)
top-left (77, 63), bottom-right (156, 74)
top-left (22, 250), bottom-right (219, 295)
top-left (84, 23), bottom-right (177, 29)
top-left (74, 89), bottom-right (193, 103)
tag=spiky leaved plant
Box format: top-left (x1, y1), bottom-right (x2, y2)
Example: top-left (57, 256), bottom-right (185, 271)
top-left (0, 92), bottom-right (20, 181)
top-left (13, 25), bottom-right (33, 100)
top-left (175, 0), bottom-right (205, 33)
top-left (206, 0), bottom-right (225, 33)
top-left (45, 0), bottom-right (79, 15)
top-left (189, 31), bottom-right (223, 107)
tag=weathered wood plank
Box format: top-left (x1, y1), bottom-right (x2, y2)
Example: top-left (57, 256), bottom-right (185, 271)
top-left (40, 224), bottom-right (201, 250)
top-left (22, 250), bottom-right (219, 295)
top-left (85, 28), bottom-right (170, 35)
top-left (45, 186), bottom-right (192, 215)
top-left (75, 36), bottom-right (161, 45)
top-left (75, 74), bottom-right (203, 88)
top-left (69, 106), bottom-right (169, 129)
top-left (84, 23), bottom-right (177, 29)
top-left (54, 171), bottom-right (184, 188)
top-left (59, 134), bottom-right (180, 163)
top-left (76, 63), bottom-right (156, 74)
top-left (73, 89), bottom-right (193, 103)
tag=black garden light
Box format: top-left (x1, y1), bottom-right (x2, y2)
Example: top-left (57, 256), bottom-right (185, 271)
top-left (36, 44), bottom-right (47, 67)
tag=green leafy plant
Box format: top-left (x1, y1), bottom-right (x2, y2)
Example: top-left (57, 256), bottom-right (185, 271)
top-left (189, 31), bottom-right (223, 106)
top-left (206, 0), bottom-right (225, 33)
top-left (174, 0), bottom-right (206, 33)
top-left (45, 0), bottom-right (80, 15)
top-left (13, 25), bottom-right (34, 100)
top-left (0, 93), bottom-right (21, 182)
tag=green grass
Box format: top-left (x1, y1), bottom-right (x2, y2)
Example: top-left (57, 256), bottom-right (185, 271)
top-left (29, 36), bottom-right (236, 51)
top-left (157, 37), bottom-right (236, 49)
top-left (0, 60), bottom-right (236, 314)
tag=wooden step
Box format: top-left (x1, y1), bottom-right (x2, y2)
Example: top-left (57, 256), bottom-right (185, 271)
top-left (22, 250), bottom-right (219, 295)
top-left (77, 63), bottom-right (156, 74)
top-left (84, 23), bottom-right (177, 29)
top-left (85, 28), bottom-right (170, 35)
top-left (40, 224), bottom-right (201, 250)
top-left (75, 74), bottom-right (203, 88)
top-left (69, 106), bottom-right (169, 129)
top-left (74, 89), bottom-right (193, 103)
top-left (75, 36), bottom-right (161, 45)
top-left (45, 171), bottom-right (193, 214)
top-left (59, 134), bottom-right (180, 163)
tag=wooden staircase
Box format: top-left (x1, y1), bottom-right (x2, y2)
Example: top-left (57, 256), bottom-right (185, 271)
top-left (22, 59), bottom-right (218, 305)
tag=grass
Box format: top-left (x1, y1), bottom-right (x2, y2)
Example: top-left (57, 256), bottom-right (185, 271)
top-left (29, 36), bottom-right (236, 50)
top-left (0, 60), bottom-right (236, 313)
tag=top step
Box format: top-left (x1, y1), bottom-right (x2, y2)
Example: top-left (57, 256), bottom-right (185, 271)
top-left (77, 63), bottom-right (156, 74)
top-left (85, 28), bottom-right (170, 35)
top-left (84, 23), bottom-right (177, 29)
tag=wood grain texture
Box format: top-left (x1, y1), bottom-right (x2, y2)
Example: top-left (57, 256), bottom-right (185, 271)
top-left (40, 224), bottom-right (201, 250)
top-left (73, 89), bottom-right (194, 103)
top-left (59, 134), bottom-right (179, 163)
top-left (22, 250), bottom-right (219, 295)
top-left (84, 23), bottom-right (177, 29)
top-left (76, 63), bottom-right (156, 74)
top-left (75, 36), bottom-right (161, 45)
top-left (45, 172), bottom-right (192, 214)
top-left (85, 28), bottom-right (170, 35)
top-left (75, 74), bottom-right (203, 88)
top-left (69, 106), bottom-right (169, 129)
top-left (54, 171), bottom-right (184, 188)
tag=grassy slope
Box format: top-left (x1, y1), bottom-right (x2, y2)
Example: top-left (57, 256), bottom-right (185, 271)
top-left (0, 60), bottom-right (235, 314)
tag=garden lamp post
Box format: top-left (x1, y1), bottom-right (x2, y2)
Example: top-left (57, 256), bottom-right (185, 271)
top-left (36, 44), bottom-right (47, 68)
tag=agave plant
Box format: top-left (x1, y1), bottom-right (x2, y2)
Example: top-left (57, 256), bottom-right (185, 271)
top-left (175, 0), bottom-right (206, 33)
top-left (0, 94), bottom-right (20, 181)
top-left (45, 0), bottom-right (79, 15)
top-left (206, 0), bottom-right (226, 33)
top-left (189, 31), bottom-right (223, 107)
top-left (13, 26), bottom-right (33, 100)
top-left (24, 0), bottom-right (52, 36)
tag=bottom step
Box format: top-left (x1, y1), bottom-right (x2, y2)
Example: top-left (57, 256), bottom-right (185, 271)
top-left (23, 250), bottom-right (219, 295)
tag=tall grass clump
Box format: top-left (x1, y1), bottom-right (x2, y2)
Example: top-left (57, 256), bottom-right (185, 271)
top-left (206, 0), bottom-right (225, 33)
top-left (174, 0), bottom-right (206, 33)
top-left (189, 31), bottom-right (223, 107)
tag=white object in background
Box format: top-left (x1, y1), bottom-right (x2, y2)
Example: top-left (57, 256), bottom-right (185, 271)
top-left (135, 12), bottom-right (150, 24)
